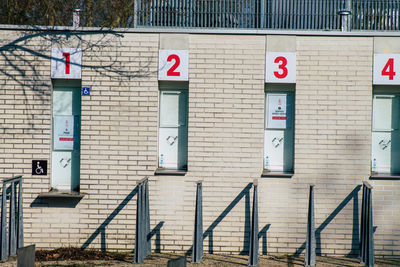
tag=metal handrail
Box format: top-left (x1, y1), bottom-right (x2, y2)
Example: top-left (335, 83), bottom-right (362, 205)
top-left (1, 176), bottom-right (24, 262)
top-left (248, 179), bottom-right (259, 266)
top-left (192, 180), bottom-right (203, 263)
top-left (360, 181), bottom-right (374, 267)
top-left (134, 177), bottom-right (151, 264)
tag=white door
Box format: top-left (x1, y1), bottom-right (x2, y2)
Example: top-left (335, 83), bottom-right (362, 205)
top-left (371, 94), bottom-right (400, 173)
top-left (264, 92), bottom-right (294, 172)
top-left (52, 87), bottom-right (81, 191)
top-left (158, 90), bottom-right (188, 170)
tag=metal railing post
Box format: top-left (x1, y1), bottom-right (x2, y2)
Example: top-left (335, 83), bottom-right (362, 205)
top-left (1, 181), bottom-right (7, 261)
top-left (360, 182), bottom-right (374, 267)
top-left (360, 183), bottom-right (366, 262)
top-left (134, 181), bottom-right (143, 263)
top-left (305, 184), bottom-right (316, 266)
top-left (260, 0), bottom-right (265, 28)
top-left (9, 183), bottom-right (16, 256)
top-left (17, 180), bottom-right (23, 249)
top-left (145, 179), bottom-right (151, 257)
top-left (248, 179), bottom-right (259, 266)
top-left (1, 176), bottom-right (23, 262)
top-left (192, 180), bottom-right (203, 263)
top-left (133, 0), bottom-right (140, 28)
top-left (134, 177), bottom-right (150, 264)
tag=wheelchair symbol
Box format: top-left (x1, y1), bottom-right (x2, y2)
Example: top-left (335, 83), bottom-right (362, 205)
top-left (35, 162), bottom-right (44, 175)
top-left (82, 87), bottom-right (90, 95)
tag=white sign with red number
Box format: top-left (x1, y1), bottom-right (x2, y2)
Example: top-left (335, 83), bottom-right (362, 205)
top-left (158, 50), bottom-right (189, 81)
top-left (373, 54), bottom-right (400, 85)
top-left (51, 48), bottom-right (82, 79)
top-left (265, 52), bottom-right (296, 83)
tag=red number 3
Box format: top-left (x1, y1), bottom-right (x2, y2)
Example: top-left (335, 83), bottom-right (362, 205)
top-left (167, 54), bottom-right (180, 76)
top-left (274, 56), bottom-right (288, 79)
top-left (381, 58), bottom-right (396, 80)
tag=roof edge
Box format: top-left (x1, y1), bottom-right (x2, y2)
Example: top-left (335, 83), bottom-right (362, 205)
top-left (1, 24), bottom-right (400, 37)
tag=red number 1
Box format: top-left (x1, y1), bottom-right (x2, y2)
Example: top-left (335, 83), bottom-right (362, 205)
top-left (63, 52), bottom-right (70, 74)
top-left (167, 54), bottom-right (180, 76)
top-left (274, 56), bottom-right (288, 79)
top-left (381, 58), bottom-right (396, 80)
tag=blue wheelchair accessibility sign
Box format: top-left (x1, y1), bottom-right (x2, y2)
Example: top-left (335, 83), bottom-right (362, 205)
top-left (82, 87), bottom-right (91, 95)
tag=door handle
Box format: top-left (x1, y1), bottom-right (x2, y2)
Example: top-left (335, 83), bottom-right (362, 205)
top-left (272, 137), bottom-right (283, 148)
top-left (379, 139), bottom-right (391, 150)
top-left (59, 157), bottom-right (71, 168)
top-left (166, 135), bottom-right (178, 146)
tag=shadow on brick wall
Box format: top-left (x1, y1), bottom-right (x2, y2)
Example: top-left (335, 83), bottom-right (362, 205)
top-left (294, 185), bottom-right (361, 258)
top-left (80, 185), bottom-right (164, 253)
top-left (185, 182), bottom-right (270, 257)
top-left (0, 30), bottom-right (154, 135)
top-left (81, 186), bottom-right (139, 251)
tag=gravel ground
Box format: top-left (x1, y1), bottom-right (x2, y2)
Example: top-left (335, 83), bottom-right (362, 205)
top-left (2, 253), bottom-right (400, 267)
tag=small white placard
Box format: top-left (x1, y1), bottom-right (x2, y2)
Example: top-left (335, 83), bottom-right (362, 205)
top-left (267, 94), bottom-right (289, 129)
top-left (158, 50), bottom-right (189, 81)
top-left (51, 48), bottom-right (82, 79)
top-left (265, 52), bottom-right (296, 83)
top-left (54, 116), bottom-right (75, 150)
top-left (373, 54), bottom-right (400, 85)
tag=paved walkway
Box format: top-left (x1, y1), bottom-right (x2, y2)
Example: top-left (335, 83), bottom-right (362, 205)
top-left (2, 253), bottom-right (400, 266)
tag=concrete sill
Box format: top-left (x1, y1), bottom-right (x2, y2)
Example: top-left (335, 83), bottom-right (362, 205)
top-left (261, 171), bottom-right (294, 178)
top-left (38, 191), bottom-right (86, 199)
top-left (155, 168), bottom-right (187, 176)
top-left (370, 174), bottom-right (400, 180)
top-left (31, 191), bottom-right (86, 208)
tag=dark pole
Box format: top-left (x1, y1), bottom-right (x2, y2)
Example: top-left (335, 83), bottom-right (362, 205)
top-left (1, 181), bottom-right (8, 261)
top-left (361, 181), bottom-right (374, 267)
top-left (305, 184), bottom-right (316, 266)
top-left (192, 180), bottom-right (203, 263)
top-left (248, 179), bottom-right (259, 266)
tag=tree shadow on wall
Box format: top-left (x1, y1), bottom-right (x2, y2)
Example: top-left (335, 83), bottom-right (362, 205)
top-left (294, 185), bottom-right (362, 258)
top-left (0, 28), bottom-right (155, 134)
top-left (81, 185), bottom-right (164, 252)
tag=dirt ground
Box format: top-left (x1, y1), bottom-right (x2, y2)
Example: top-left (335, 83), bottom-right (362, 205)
top-left (1, 248), bottom-right (400, 266)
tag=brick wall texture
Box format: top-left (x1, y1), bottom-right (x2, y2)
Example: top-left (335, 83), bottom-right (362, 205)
top-left (0, 29), bottom-right (399, 256)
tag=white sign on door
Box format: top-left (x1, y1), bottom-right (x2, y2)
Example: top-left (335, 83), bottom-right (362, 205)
top-left (267, 94), bottom-right (290, 129)
top-left (54, 116), bottom-right (75, 150)
top-left (373, 54), bottom-right (400, 85)
top-left (51, 48), bottom-right (82, 79)
top-left (265, 52), bottom-right (296, 83)
top-left (158, 50), bottom-right (189, 81)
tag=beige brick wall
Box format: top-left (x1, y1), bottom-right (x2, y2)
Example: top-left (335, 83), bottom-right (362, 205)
top-left (0, 29), bottom-right (399, 256)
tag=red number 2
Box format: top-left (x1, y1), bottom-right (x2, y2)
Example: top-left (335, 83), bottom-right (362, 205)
top-left (381, 58), bottom-right (396, 80)
top-left (274, 56), bottom-right (288, 79)
top-left (167, 54), bottom-right (180, 76)
top-left (63, 52), bottom-right (71, 74)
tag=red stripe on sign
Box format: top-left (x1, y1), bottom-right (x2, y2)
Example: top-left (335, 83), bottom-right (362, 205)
top-left (59, 138), bottom-right (73, 141)
top-left (272, 116), bottom-right (286, 120)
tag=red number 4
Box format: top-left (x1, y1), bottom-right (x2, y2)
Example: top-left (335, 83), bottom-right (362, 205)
top-left (382, 58), bottom-right (396, 80)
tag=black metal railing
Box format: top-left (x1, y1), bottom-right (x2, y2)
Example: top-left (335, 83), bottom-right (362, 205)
top-left (1, 176), bottom-right (24, 262)
top-left (305, 184), bottom-right (316, 266)
top-left (192, 180), bottom-right (203, 263)
top-left (248, 180), bottom-right (259, 266)
top-left (134, 177), bottom-right (151, 264)
top-left (136, 0), bottom-right (400, 31)
top-left (360, 181), bottom-right (374, 267)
